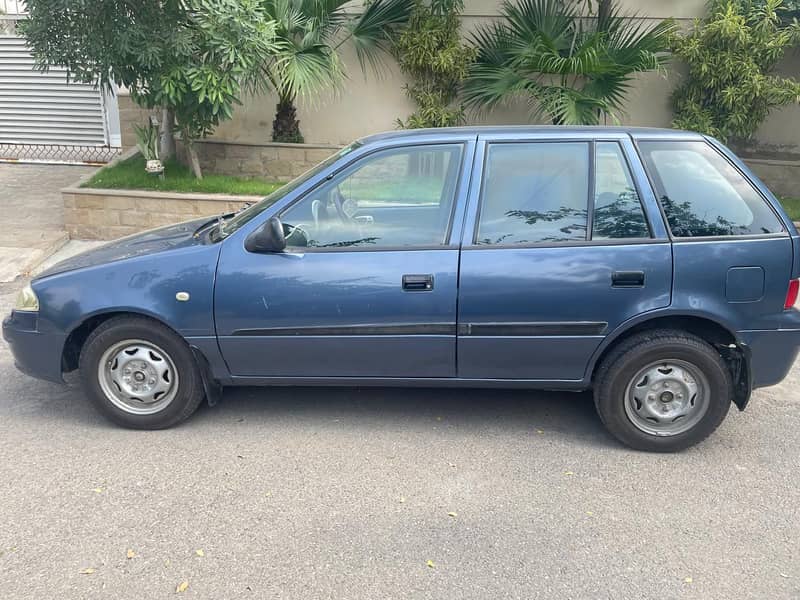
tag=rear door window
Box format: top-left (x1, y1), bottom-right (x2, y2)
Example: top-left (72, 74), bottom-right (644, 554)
top-left (638, 141), bottom-right (783, 237)
top-left (476, 142), bottom-right (589, 245)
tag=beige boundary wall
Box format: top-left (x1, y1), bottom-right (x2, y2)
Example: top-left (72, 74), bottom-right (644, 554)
top-left (116, 0), bottom-right (800, 160)
top-left (62, 187), bottom-right (257, 240)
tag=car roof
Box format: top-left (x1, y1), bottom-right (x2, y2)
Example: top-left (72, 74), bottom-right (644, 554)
top-left (357, 125), bottom-right (705, 145)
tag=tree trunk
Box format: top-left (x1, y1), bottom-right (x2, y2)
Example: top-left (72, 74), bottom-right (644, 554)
top-left (272, 95), bottom-right (304, 143)
top-left (597, 0), bottom-right (611, 23)
top-left (159, 107), bottom-right (176, 160)
top-left (181, 129), bottom-right (203, 179)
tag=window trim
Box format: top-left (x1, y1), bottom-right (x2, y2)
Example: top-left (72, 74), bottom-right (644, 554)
top-left (470, 139), bottom-right (654, 249)
top-left (277, 142), bottom-right (468, 253)
top-left (591, 140), bottom-right (653, 241)
top-left (634, 138), bottom-right (788, 241)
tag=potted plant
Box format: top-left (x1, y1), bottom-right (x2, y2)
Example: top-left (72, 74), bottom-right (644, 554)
top-left (134, 117), bottom-right (164, 177)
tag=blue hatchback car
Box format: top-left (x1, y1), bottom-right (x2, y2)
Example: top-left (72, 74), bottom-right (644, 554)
top-left (5, 126), bottom-right (800, 451)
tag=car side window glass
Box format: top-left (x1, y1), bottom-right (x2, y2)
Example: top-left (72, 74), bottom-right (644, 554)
top-left (593, 142), bottom-right (650, 239)
top-left (638, 140), bottom-right (783, 237)
top-left (476, 142), bottom-right (589, 245)
top-left (280, 144), bottom-right (463, 249)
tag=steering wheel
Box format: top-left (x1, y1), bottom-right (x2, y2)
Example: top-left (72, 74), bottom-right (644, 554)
top-left (284, 223), bottom-right (310, 247)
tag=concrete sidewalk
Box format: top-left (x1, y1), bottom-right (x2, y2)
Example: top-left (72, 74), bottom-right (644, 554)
top-left (0, 163), bottom-right (96, 282)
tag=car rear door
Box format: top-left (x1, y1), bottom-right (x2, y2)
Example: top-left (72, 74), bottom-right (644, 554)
top-left (214, 137), bottom-right (475, 379)
top-left (456, 132), bottom-right (672, 381)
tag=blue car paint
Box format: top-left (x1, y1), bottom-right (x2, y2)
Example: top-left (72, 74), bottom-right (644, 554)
top-left (4, 126), bottom-right (800, 402)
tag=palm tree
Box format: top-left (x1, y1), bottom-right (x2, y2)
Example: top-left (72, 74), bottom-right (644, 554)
top-left (463, 0), bottom-right (675, 125)
top-left (259, 0), bottom-right (412, 142)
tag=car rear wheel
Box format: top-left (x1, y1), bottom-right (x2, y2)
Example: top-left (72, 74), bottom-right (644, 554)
top-left (79, 316), bottom-right (205, 429)
top-left (593, 329), bottom-right (732, 452)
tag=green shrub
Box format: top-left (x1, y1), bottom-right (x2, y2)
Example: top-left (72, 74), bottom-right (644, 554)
top-left (394, 0), bottom-right (476, 129)
top-left (672, 0), bottom-right (800, 142)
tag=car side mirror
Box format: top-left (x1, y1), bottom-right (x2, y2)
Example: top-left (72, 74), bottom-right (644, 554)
top-left (244, 216), bottom-right (286, 253)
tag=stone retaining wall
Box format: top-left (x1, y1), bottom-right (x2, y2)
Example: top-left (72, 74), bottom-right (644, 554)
top-left (743, 158), bottom-right (800, 198)
top-left (177, 140), bottom-right (341, 182)
top-left (62, 187), bottom-right (258, 240)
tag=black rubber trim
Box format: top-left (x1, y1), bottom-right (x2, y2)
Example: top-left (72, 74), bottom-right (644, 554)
top-left (232, 321), bottom-right (608, 337)
top-left (232, 323), bottom-right (456, 336)
top-left (458, 322), bottom-right (608, 336)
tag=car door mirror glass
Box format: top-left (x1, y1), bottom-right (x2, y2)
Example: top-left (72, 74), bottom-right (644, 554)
top-left (245, 216), bottom-right (287, 253)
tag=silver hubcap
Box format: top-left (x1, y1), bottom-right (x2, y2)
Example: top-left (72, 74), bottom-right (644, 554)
top-left (624, 359), bottom-right (709, 437)
top-left (98, 340), bottom-right (179, 415)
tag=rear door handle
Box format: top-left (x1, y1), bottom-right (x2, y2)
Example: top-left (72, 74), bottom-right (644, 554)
top-left (612, 270), bottom-right (645, 288)
top-left (402, 274), bottom-right (434, 291)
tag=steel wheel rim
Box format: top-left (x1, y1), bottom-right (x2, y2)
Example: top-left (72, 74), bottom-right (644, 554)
top-left (623, 359), bottom-right (710, 437)
top-left (97, 339), bottom-right (179, 415)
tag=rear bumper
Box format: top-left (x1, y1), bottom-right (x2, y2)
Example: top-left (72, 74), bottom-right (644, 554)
top-left (739, 328), bottom-right (800, 389)
top-left (2, 311), bottom-right (66, 384)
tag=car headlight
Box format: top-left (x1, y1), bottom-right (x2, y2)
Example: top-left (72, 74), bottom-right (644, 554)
top-left (15, 284), bottom-right (39, 312)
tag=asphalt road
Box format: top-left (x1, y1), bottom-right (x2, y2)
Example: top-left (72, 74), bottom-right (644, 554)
top-left (0, 277), bottom-right (799, 600)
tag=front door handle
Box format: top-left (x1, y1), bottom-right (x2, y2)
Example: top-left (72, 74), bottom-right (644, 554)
top-left (612, 270), bottom-right (645, 288)
top-left (402, 274), bottom-right (434, 291)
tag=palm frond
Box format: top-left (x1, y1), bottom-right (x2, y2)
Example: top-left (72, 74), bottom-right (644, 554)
top-left (347, 0), bottom-right (413, 74)
top-left (466, 0), bottom-right (675, 124)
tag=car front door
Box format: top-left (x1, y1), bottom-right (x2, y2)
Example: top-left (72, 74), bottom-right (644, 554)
top-left (456, 133), bottom-right (673, 381)
top-left (214, 139), bottom-right (474, 379)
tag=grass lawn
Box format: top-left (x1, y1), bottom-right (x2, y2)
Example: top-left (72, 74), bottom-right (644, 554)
top-left (82, 156), bottom-right (282, 196)
top-left (779, 197), bottom-right (800, 222)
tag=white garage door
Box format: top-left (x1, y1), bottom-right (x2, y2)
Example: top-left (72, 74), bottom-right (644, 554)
top-left (0, 20), bottom-right (120, 164)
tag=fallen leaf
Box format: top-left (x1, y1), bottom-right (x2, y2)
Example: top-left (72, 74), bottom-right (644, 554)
top-left (426, 560), bottom-right (435, 568)
top-left (92, 488), bottom-right (104, 494)
top-left (164, 559), bottom-right (171, 567)
top-left (779, 573), bottom-right (791, 578)
top-left (684, 577), bottom-right (693, 584)
top-left (586, 511), bottom-right (594, 516)
top-left (195, 549), bottom-right (204, 557)
top-left (79, 568), bottom-right (95, 575)
top-left (447, 512), bottom-right (457, 518)
top-left (399, 496), bottom-right (406, 504)
top-left (176, 581), bottom-right (189, 593)
top-left (265, 491), bottom-right (272, 497)
top-left (564, 471), bottom-right (575, 476)
top-left (126, 549), bottom-right (136, 559)
top-left (448, 462), bottom-right (456, 468)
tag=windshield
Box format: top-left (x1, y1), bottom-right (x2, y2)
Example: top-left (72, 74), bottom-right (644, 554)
top-left (216, 142), bottom-right (362, 238)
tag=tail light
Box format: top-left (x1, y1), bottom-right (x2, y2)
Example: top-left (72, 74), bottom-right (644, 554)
top-left (785, 279), bottom-right (799, 309)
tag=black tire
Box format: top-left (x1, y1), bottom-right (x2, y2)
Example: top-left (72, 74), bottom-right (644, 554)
top-left (79, 315), bottom-right (205, 429)
top-left (593, 329), bottom-right (732, 452)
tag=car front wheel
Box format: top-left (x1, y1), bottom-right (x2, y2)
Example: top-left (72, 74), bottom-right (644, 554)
top-left (79, 316), bottom-right (205, 429)
top-left (594, 329), bottom-right (733, 452)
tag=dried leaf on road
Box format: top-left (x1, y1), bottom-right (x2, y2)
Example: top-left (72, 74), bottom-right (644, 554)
top-left (684, 577), bottom-right (693, 583)
top-left (126, 549), bottom-right (136, 559)
top-left (195, 549), bottom-right (205, 557)
top-left (92, 488), bottom-right (104, 494)
top-left (564, 471), bottom-right (575, 476)
top-left (176, 580), bottom-right (189, 593)
top-left (426, 560), bottom-right (435, 568)
top-left (79, 568), bottom-right (95, 575)
top-left (447, 512), bottom-right (457, 518)
top-left (399, 496), bottom-right (406, 504)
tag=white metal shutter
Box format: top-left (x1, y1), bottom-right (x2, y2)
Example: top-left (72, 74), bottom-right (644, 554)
top-left (0, 35), bottom-right (107, 147)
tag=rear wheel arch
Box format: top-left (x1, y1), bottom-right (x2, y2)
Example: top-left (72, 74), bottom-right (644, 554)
top-left (588, 313), bottom-right (748, 407)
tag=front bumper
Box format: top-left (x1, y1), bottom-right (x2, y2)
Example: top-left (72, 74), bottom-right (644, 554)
top-left (3, 311), bottom-right (66, 384)
top-left (739, 327), bottom-right (800, 389)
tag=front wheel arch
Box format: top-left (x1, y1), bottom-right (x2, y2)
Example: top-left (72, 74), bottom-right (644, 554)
top-left (62, 310), bottom-right (185, 373)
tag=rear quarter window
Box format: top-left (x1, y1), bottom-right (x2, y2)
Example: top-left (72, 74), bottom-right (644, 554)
top-left (638, 141), bottom-right (783, 237)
